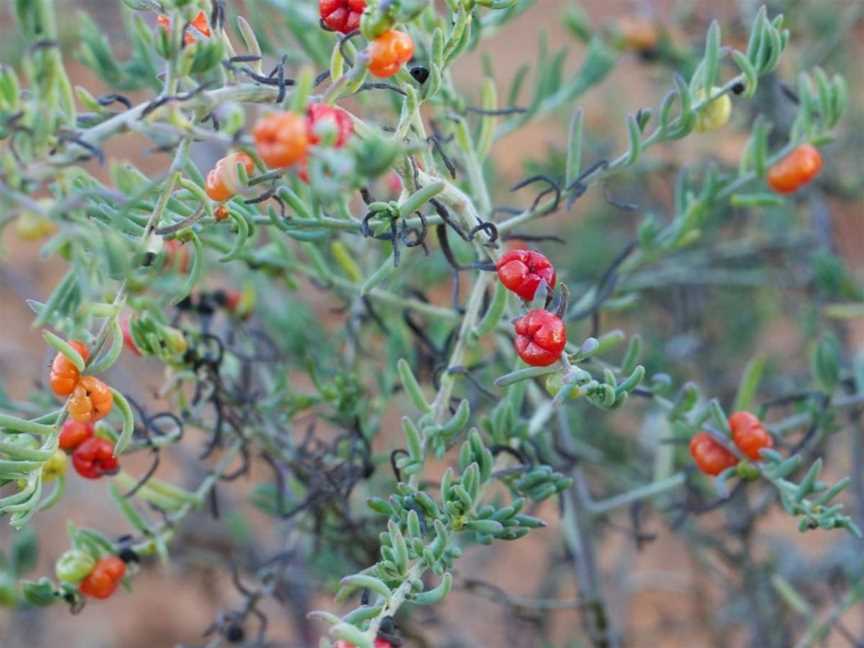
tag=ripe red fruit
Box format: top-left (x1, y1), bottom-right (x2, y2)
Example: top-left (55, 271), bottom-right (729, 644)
top-left (79, 555), bottom-right (126, 600)
top-left (368, 30), bottom-right (415, 78)
top-left (496, 249), bottom-right (557, 301)
top-left (72, 437), bottom-right (119, 479)
top-left (299, 104), bottom-right (356, 183)
top-left (767, 144), bottom-right (823, 194)
top-left (319, 0), bottom-right (366, 34)
top-left (59, 420), bottom-right (94, 452)
top-left (729, 411), bottom-right (773, 461)
top-left (120, 316), bottom-right (141, 356)
top-left (689, 431), bottom-right (738, 476)
top-left (307, 104), bottom-right (354, 147)
top-left (514, 309), bottom-right (567, 367)
top-left (334, 639), bottom-right (392, 648)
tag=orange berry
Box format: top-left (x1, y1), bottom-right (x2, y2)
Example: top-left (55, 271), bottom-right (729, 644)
top-left (253, 113), bottom-right (309, 169)
top-left (767, 144), bottom-right (823, 194)
top-left (79, 556), bottom-right (126, 600)
top-left (690, 431), bottom-right (738, 476)
top-left (68, 376), bottom-right (113, 424)
top-left (368, 30), bottom-right (415, 78)
top-left (730, 411), bottom-right (774, 461)
top-left (49, 341), bottom-right (90, 398)
top-left (205, 152), bottom-right (255, 202)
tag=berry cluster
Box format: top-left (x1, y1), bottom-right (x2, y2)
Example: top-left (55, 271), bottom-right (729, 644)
top-left (690, 411), bottom-right (774, 476)
top-left (495, 249), bottom-right (567, 367)
top-left (49, 342), bottom-right (114, 424)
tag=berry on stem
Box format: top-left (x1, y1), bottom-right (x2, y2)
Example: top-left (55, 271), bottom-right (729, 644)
top-left (205, 152), bottom-right (255, 202)
top-left (41, 449), bottom-right (67, 482)
top-left (320, 0), bottom-right (366, 34)
top-left (157, 10), bottom-right (211, 47)
top-left (59, 420), bottom-right (94, 451)
top-left (694, 87), bottom-right (732, 133)
top-left (689, 431), bottom-right (738, 476)
top-left (767, 144), bottom-right (823, 194)
top-left (164, 239), bottom-right (190, 273)
top-left (514, 310), bottom-right (567, 367)
top-left (78, 555), bottom-right (126, 599)
top-left (729, 411), bottom-right (773, 461)
top-left (307, 104), bottom-right (354, 147)
top-left (72, 437), bottom-right (119, 479)
top-left (618, 16), bottom-right (660, 53)
top-left (49, 341), bottom-right (90, 398)
top-left (253, 113), bottom-right (309, 169)
top-left (68, 376), bottom-right (113, 424)
top-left (55, 549), bottom-right (96, 585)
top-left (368, 30), bottom-right (415, 78)
top-left (15, 212), bottom-right (57, 241)
top-left (496, 249), bottom-right (557, 301)
top-left (120, 316), bottom-right (141, 356)
top-left (334, 639), bottom-right (392, 648)
top-left (299, 104), bottom-right (355, 182)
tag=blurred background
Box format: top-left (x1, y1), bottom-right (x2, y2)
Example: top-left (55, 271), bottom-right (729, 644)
top-left (1, 0), bottom-right (863, 646)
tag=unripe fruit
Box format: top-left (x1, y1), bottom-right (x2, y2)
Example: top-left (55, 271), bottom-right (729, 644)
top-left (55, 549), bottom-right (96, 584)
top-left (694, 87), bottom-right (732, 132)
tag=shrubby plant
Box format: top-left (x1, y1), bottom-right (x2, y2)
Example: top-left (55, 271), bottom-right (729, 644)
top-left (0, 1), bottom-right (862, 646)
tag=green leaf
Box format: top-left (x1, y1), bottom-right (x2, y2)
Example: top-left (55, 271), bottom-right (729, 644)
top-left (339, 574), bottom-right (392, 600)
top-left (734, 355), bottom-right (766, 413)
top-left (330, 623), bottom-right (372, 648)
top-left (398, 359), bottom-right (431, 414)
top-left (624, 114), bottom-right (642, 166)
top-left (701, 21), bottom-right (721, 92)
top-left (811, 335), bottom-right (840, 392)
top-left (732, 50), bottom-right (758, 97)
top-left (565, 108), bottom-right (584, 186)
top-left (11, 526), bottom-right (38, 577)
top-left (410, 572), bottom-right (452, 605)
top-left (110, 388), bottom-right (135, 455)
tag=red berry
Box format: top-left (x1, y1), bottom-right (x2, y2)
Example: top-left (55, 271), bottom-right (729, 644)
top-left (689, 431), bottom-right (738, 476)
top-left (59, 420), bottom-right (94, 452)
top-left (72, 437), bottom-right (119, 479)
top-left (334, 640), bottom-right (392, 648)
top-left (514, 309), bottom-right (567, 367)
top-left (225, 290), bottom-right (242, 313)
top-left (496, 249), bottom-right (557, 301)
top-left (729, 411), bottom-right (773, 461)
top-left (121, 316), bottom-right (141, 356)
top-left (298, 104), bottom-right (356, 183)
top-left (79, 555), bottom-right (126, 600)
top-left (320, 0), bottom-right (366, 34)
top-left (306, 103), bottom-right (354, 148)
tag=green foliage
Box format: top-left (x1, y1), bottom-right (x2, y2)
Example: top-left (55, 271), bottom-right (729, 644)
top-left (0, 0), bottom-right (861, 646)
